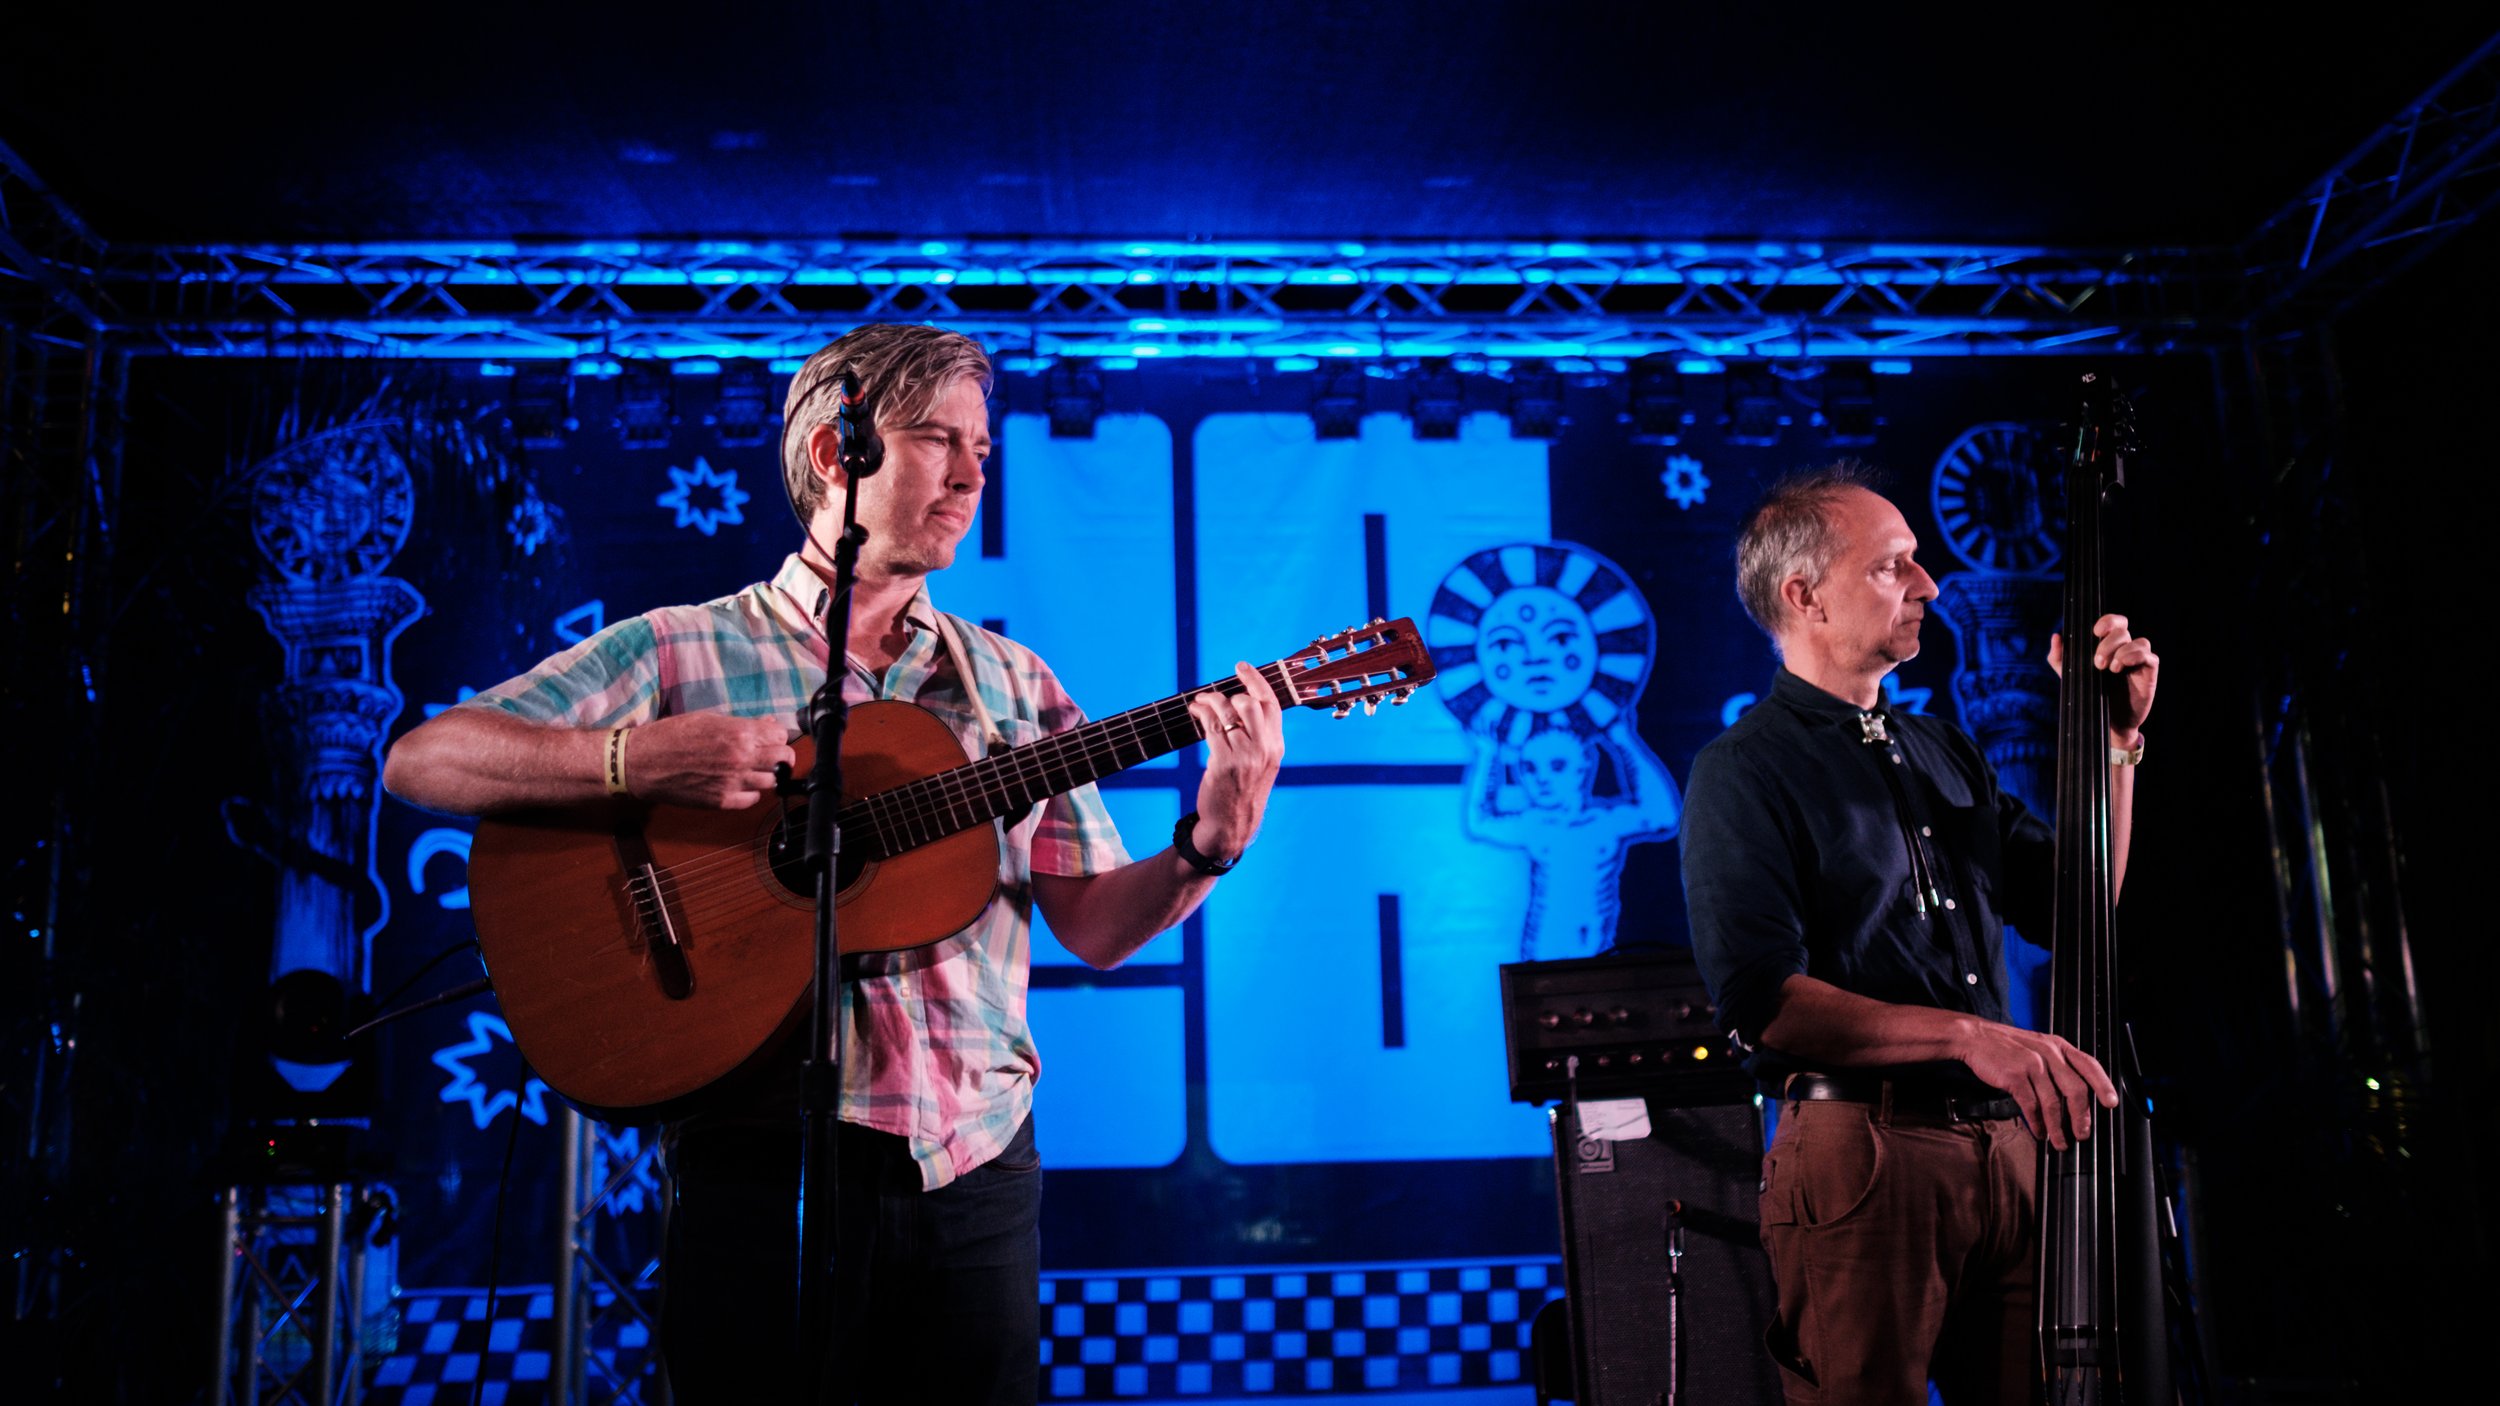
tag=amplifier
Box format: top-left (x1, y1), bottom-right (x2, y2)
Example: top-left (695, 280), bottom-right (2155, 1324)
top-left (1499, 947), bottom-right (1753, 1106)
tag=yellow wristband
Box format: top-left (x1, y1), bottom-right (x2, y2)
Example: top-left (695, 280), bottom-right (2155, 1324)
top-left (604, 727), bottom-right (633, 795)
top-left (2109, 736), bottom-right (2145, 767)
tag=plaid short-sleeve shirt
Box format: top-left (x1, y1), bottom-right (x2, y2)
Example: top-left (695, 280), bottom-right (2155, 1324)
top-left (468, 554), bottom-right (1131, 1188)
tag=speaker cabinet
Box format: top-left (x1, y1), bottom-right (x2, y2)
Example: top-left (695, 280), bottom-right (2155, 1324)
top-left (1552, 1098), bottom-right (1781, 1406)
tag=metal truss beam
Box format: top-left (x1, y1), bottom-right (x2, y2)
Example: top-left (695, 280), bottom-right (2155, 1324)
top-left (2239, 30), bottom-right (2500, 325)
top-left (0, 141), bottom-right (112, 341)
top-left (89, 238), bottom-right (2220, 361)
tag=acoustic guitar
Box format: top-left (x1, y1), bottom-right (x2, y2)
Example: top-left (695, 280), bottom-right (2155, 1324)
top-left (466, 617), bottom-right (1436, 1122)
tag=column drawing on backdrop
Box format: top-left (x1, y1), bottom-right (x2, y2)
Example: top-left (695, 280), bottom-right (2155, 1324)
top-left (1428, 542), bottom-right (1677, 961)
top-left (244, 422), bottom-right (426, 1092)
top-left (1928, 421), bottom-right (2067, 1028)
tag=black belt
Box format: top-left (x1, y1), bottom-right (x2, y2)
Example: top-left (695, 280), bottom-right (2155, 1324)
top-left (1777, 1073), bottom-right (2020, 1124)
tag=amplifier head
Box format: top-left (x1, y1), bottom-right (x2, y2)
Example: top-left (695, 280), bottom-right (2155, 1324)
top-left (1498, 947), bottom-right (1753, 1107)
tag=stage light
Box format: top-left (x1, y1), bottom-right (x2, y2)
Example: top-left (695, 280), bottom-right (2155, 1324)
top-left (1627, 354), bottom-right (1695, 445)
top-left (616, 360), bottom-right (675, 450)
top-left (710, 360), bottom-right (773, 448)
top-left (1722, 366), bottom-right (1789, 447)
top-left (1506, 362), bottom-right (1564, 440)
top-left (1407, 359), bottom-right (1464, 440)
top-left (1045, 362), bottom-right (1103, 439)
top-left (1817, 363), bottom-right (1881, 447)
top-left (509, 362), bottom-right (574, 450)
top-left (1311, 360), bottom-right (1366, 440)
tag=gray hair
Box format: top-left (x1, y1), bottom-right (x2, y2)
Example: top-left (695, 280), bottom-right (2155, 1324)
top-left (779, 324), bottom-right (995, 520)
top-left (1733, 461), bottom-right (1884, 644)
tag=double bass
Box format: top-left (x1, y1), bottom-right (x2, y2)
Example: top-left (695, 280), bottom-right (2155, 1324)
top-left (2038, 373), bottom-right (2175, 1404)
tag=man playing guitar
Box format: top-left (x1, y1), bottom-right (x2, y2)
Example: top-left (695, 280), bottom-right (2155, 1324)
top-left (384, 323), bottom-right (1287, 1403)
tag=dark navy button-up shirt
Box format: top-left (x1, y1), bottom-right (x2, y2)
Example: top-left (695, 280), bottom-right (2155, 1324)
top-left (1682, 668), bottom-right (2055, 1088)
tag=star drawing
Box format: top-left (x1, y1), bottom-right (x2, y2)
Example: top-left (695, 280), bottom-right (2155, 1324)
top-left (657, 456), bottom-right (750, 537)
top-left (432, 1010), bottom-right (552, 1130)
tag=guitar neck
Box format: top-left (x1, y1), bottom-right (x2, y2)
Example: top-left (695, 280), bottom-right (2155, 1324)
top-left (839, 660), bottom-right (1298, 858)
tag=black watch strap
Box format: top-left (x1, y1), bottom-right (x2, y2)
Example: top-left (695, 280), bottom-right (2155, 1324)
top-left (1172, 811), bottom-right (1239, 876)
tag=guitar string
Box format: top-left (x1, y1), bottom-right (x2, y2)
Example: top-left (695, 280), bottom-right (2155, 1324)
top-left (607, 656), bottom-right (1391, 916)
top-left (614, 688), bottom-right (1216, 901)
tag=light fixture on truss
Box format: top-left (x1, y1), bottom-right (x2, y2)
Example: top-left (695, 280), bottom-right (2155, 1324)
top-left (508, 363), bottom-right (574, 450)
top-left (1044, 362), bottom-right (1103, 439)
top-left (1505, 362), bottom-right (1563, 440)
top-left (1311, 361), bottom-right (1366, 440)
top-left (1408, 360), bottom-right (1465, 440)
top-left (616, 360), bottom-right (675, 450)
top-left (710, 361), bottom-right (774, 448)
top-left (1816, 363), bottom-right (1881, 447)
top-left (1627, 354), bottom-right (1695, 445)
top-left (1722, 366), bottom-right (1789, 447)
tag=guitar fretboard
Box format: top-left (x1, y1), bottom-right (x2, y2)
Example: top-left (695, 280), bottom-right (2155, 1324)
top-left (835, 661), bottom-right (1298, 857)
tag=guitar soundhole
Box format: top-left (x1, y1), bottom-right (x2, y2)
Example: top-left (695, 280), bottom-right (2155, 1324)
top-left (766, 805), bottom-right (867, 900)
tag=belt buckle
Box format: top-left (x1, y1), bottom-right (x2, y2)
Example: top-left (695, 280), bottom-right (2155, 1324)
top-left (1942, 1095), bottom-right (1971, 1124)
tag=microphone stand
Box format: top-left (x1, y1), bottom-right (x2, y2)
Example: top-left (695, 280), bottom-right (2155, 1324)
top-left (792, 441), bottom-right (872, 1403)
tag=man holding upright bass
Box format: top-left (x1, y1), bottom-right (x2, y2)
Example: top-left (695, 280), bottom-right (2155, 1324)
top-left (385, 324), bottom-right (1288, 1402)
top-left (1681, 463), bottom-right (2160, 1405)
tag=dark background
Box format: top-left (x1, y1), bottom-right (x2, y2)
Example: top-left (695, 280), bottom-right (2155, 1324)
top-left (6, 3), bottom-right (2496, 1400)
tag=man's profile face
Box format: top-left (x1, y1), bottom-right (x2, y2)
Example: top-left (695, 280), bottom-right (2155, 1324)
top-left (1476, 587), bottom-right (1599, 713)
top-left (836, 375), bottom-right (991, 578)
top-left (1810, 487), bottom-right (1936, 671)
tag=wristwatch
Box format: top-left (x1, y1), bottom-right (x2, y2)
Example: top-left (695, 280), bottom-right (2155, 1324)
top-left (1172, 811), bottom-right (1241, 876)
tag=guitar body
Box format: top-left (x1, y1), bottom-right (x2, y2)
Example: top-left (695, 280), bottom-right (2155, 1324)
top-left (459, 616), bottom-right (1438, 1123)
top-left (467, 699), bottom-right (998, 1123)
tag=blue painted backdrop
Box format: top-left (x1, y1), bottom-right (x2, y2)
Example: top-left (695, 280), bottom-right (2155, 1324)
top-left (355, 356), bottom-right (2103, 1292)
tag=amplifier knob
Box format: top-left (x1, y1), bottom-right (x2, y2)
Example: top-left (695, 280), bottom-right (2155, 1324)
top-left (1543, 1058), bottom-right (1561, 1071)
top-left (1537, 1012), bottom-right (1562, 1029)
top-left (1571, 1008), bottom-right (1596, 1027)
top-left (1595, 1054), bottom-right (1613, 1067)
top-left (1609, 1007), bottom-right (1632, 1024)
top-left (1627, 1051), bottom-right (1645, 1064)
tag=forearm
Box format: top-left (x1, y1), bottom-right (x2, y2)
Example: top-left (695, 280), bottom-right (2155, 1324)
top-left (1755, 973), bottom-right (1989, 1070)
top-left (1033, 851), bottom-right (1222, 970)
top-left (383, 708), bottom-right (607, 816)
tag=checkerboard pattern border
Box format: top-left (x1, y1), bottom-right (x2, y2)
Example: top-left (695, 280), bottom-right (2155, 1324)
top-left (365, 1258), bottom-right (1563, 1401)
top-left (1039, 1259), bottom-right (1563, 1399)
top-left (364, 1287), bottom-right (657, 1406)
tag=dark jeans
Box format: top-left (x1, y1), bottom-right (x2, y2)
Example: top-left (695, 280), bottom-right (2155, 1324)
top-left (1758, 1095), bottom-right (2038, 1406)
top-left (660, 1113), bottom-right (1043, 1405)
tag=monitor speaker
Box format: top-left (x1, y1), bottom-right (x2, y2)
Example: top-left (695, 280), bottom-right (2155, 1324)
top-left (1552, 1098), bottom-right (1781, 1406)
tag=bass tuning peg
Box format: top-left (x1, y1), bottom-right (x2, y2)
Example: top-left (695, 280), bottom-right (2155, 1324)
top-left (1330, 701), bottom-right (1354, 719)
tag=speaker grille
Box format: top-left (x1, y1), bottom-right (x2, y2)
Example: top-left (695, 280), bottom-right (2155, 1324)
top-left (1553, 1100), bottom-right (1782, 1406)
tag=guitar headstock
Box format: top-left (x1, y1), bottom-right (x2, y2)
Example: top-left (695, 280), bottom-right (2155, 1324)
top-left (1277, 617), bottom-right (1438, 718)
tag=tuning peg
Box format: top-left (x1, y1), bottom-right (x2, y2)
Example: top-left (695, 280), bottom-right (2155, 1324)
top-left (1370, 616), bottom-right (1385, 626)
top-left (1331, 702), bottom-right (1354, 719)
top-left (1362, 697), bottom-right (1380, 716)
top-left (1392, 688), bottom-right (1413, 705)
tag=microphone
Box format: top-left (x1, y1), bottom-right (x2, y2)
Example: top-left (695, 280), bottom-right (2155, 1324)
top-left (836, 371), bottom-right (884, 479)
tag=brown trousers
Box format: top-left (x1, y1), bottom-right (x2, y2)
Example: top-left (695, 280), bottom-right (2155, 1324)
top-left (1758, 1094), bottom-right (2039, 1405)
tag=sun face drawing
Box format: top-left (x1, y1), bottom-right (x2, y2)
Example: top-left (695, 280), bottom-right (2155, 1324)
top-left (1428, 542), bottom-right (1655, 740)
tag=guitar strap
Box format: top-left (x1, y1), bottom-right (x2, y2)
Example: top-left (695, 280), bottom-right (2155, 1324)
top-left (929, 606), bottom-right (1007, 755)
